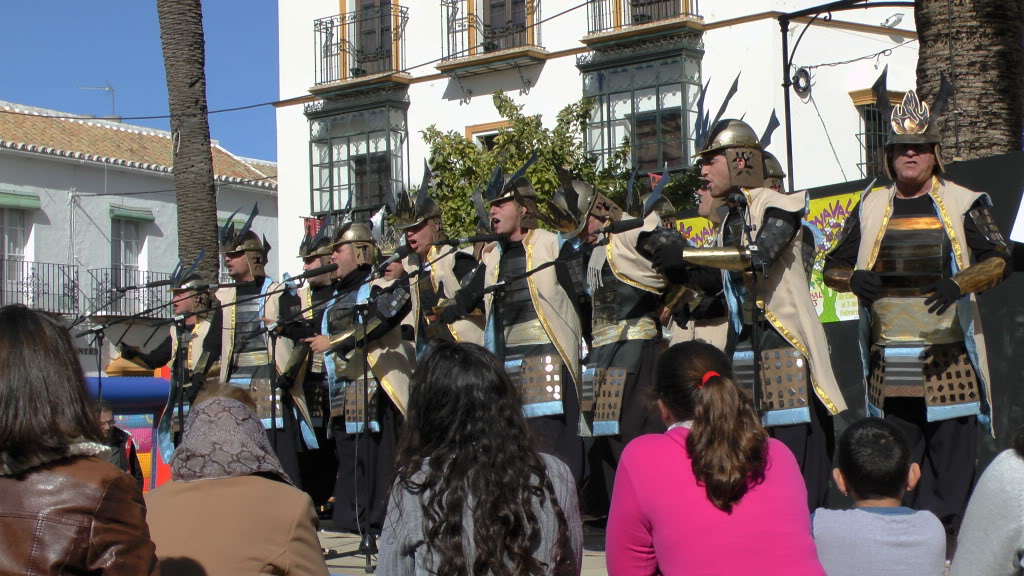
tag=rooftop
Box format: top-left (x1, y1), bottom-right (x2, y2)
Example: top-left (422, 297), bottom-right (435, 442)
top-left (0, 101), bottom-right (276, 189)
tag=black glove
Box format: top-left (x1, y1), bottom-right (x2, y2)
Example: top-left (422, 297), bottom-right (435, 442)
top-left (850, 270), bottom-right (882, 303)
top-left (650, 244), bottom-right (689, 285)
top-left (923, 278), bottom-right (961, 315)
top-left (439, 288), bottom-right (482, 325)
top-left (119, 344), bottom-right (140, 359)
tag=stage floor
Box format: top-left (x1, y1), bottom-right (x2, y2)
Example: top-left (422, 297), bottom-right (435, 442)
top-left (318, 522), bottom-right (610, 575)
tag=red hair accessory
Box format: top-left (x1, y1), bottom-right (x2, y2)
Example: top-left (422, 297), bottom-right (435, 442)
top-left (697, 371), bottom-right (720, 389)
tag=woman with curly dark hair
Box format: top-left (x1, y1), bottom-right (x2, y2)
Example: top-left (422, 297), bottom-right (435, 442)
top-left (606, 340), bottom-right (823, 574)
top-left (379, 341), bottom-right (582, 575)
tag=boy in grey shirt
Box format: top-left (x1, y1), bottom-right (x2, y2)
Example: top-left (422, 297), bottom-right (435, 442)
top-left (813, 418), bottom-right (946, 576)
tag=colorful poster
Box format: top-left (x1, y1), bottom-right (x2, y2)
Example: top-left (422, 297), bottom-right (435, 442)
top-left (806, 191), bottom-right (864, 323)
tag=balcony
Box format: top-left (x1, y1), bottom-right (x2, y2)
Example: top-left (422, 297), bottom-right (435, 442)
top-left (0, 258), bottom-right (80, 315)
top-left (311, 4), bottom-right (411, 94)
top-left (583, 0), bottom-right (702, 46)
top-left (438, 0), bottom-right (547, 76)
top-left (87, 268), bottom-right (173, 319)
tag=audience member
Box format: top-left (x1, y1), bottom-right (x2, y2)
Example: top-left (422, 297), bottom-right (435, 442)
top-left (145, 383), bottom-right (329, 576)
top-left (605, 340), bottom-right (824, 575)
top-left (0, 304), bottom-right (158, 575)
top-left (379, 341), bottom-right (583, 575)
top-left (813, 417), bottom-right (945, 576)
top-left (97, 400), bottom-right (145, 490)
top-left (951, 424), bottom-right (1024, 576)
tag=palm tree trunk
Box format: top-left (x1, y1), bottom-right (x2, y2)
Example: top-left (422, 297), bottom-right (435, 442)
top-left (915, 0), bottom-right (1024, 161)
top-left (157, 0), bottom-right (220, 281)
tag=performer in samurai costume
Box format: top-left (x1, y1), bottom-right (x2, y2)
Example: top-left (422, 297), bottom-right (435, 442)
top-left (305, 221), bottom-right (412, 545)
top-left (395, 164), bottom-right (484, 350)
top-left (444, 155), bottom-right (585, 483)
top-left (277, 217), bottom-right (341, 509)
top-left (653, 112), bottom-right (848, 509)
top-left (120, 261), bottom-right (221, 463)
top-left (218, 205), bottom-right (316, 487)
top-left (545, 168), bottom-right (683, 512)
top-left (824, 70), bottom-right (1010, 535)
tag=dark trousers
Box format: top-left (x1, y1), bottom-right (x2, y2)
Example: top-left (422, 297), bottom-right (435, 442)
top-left (527, 370), bottom-right (584, 487)
top-left (883, 397), bottom-right (977, 535)
top-left (769, 395), bottom-right (835, 510)
top-left (585, 339), bottom-right (665, 517)
top-left (267, 399), bottom-right (304, 490)
top-left (333, 392), bottom-right (401, 535)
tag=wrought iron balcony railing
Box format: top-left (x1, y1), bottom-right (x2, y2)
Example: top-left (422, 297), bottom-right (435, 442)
top-left (87, 268), bottom-right (173, 318)
top-left (314, 4), bottom-right (409, 86)
top-left (0, 258), bottom-right (80, 315)
top-left (441, 0), bottom-right (541, 61)
top-left (587, 0), bottom-right (700, 35)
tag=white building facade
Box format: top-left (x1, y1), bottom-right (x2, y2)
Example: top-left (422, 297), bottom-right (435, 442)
top-left (0, 102), bottom-right (277, 372)
top-left (276, 0), bottom-right (918, 276)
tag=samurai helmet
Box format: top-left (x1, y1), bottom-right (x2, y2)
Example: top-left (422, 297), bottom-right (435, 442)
top-left (872, 66), bottom-right (951, 178)
top-left (298, 214), bottom-right (337, 267)
top-left (485, 152), bottom-right (540, 229)
top-left (392, 160), bottom-right (442, 231)
top-left (332, 221), bottom-right (376, 267)
top-left (692, 74), bottom-right (763, 189)
top-left (759, 110), bottom-right (786, 191)
top-left (535, 165), bottom-right (600, 239)
top-left (371, 205), bottom-right (404, 259)
top-left (168, 252), bottom-right (211, 314)
top-left (220, 204), bottom-right (270, 278)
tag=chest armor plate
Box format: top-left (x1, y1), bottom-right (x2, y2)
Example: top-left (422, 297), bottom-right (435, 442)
top-left (873, 213), bottom-right (952, 297)
top-left (498, 248), bottom-right (537, 328)
top-left (232, 298), bottom-right (264, 355)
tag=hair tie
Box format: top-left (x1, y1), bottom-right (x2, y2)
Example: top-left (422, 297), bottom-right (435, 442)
top-left (697, 371), bottom-right (720, 389)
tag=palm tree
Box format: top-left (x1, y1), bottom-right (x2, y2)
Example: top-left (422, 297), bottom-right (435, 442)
top-left (156, 0), bottom-right (220, 281)
top-left (914, 0), bottom-right (1023, 161)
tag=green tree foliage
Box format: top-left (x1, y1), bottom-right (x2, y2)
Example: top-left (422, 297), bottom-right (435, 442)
top-left (423, 91), bottom-right (698, 237)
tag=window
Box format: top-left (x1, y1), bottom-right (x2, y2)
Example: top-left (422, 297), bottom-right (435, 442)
top-left (857, 103), bottom-right (888, 178)
top-left (583, 55), bottom-right (701, 172)
top-left (466, 121), bottom-right (511, 152)
top-left (1, 209), bottom-right (26, 304)
top-left (310, 106), bottom-right (407, 216)
top-left (355, 0), bottom-right (393, 76)
top-left (111, 218), bottom-right (141, 287)
top-left (630, 0), bottom-right (680, 24)
top-left (0, 208), bottom-right (25, 262)
top-left (484, 0), bottom-right (528, 51)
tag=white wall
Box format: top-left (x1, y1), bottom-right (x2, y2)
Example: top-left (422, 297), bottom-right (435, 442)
top-left (276, 0), bottom-right (919, 276)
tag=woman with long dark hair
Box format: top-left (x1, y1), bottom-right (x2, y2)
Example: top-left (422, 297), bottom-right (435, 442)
top-left (0, 304), bottom-right (158, 575)
top-left (951, 425), bottom-right (1024, 575)
top-left (606, 340), bottom-right (823, 574)
top-left (379, 341), bottom-right (582, 575)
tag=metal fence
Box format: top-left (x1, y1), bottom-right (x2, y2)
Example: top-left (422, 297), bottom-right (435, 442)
top-left (87, 268), bottom-right (173, 318)
top-left (313, 4), bottom-right (409, 86)
top-left (0, 258), bottom-right (80, 314)
top-left (441, 0), bottom-right (541, 61)
top-left (587, 0), bottom-right (699, 34)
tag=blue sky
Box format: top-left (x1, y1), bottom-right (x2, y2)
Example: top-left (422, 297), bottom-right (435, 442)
top-left (0, 1), bottom-right (279, 161)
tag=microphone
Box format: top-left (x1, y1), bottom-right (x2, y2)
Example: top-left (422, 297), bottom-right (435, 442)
top-left (373, 245), bottom-right (413, 278)
top-left (291, 262), bottom-right (338, 281)
top-left (728, 192), bottom-right (748, 208)
top-left (116, 278), bottom-right (175, 292)
top-left (598, 218), bottom-right (644, 235)
top-left (432, 233), bottom-right (504, 246)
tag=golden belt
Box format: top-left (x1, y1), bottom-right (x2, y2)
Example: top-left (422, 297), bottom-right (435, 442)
top-left (234, 350), bottom-right (270, 368)
top-left (871, 297), bottom-right (963, 345)
top-left (506, 318), bottom-right (551, 348)
top-left (592, 317), bottom-right (659, 349)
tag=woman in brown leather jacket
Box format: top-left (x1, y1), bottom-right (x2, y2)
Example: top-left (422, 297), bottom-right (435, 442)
top-left (0, 305), bottom-right (158, 575)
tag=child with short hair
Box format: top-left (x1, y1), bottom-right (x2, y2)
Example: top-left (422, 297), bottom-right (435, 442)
top-left (813, 418), bottom-right (945, 576)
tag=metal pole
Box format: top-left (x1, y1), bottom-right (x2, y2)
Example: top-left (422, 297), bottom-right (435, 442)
top-left (780, 17), bottom-right (796, 193)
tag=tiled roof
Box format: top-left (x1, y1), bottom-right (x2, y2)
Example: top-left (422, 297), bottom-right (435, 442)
top-left (0, 101), bottom-right (276, 190)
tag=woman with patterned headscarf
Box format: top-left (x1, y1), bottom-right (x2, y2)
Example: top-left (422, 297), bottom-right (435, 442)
top-left (145, 386), bottom-right (329, 576)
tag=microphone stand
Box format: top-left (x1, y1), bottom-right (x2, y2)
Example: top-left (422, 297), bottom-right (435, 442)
top-left (358, 299), bottom-right (374, 573)
top-left (735, 194), bottom-right (765, 418)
